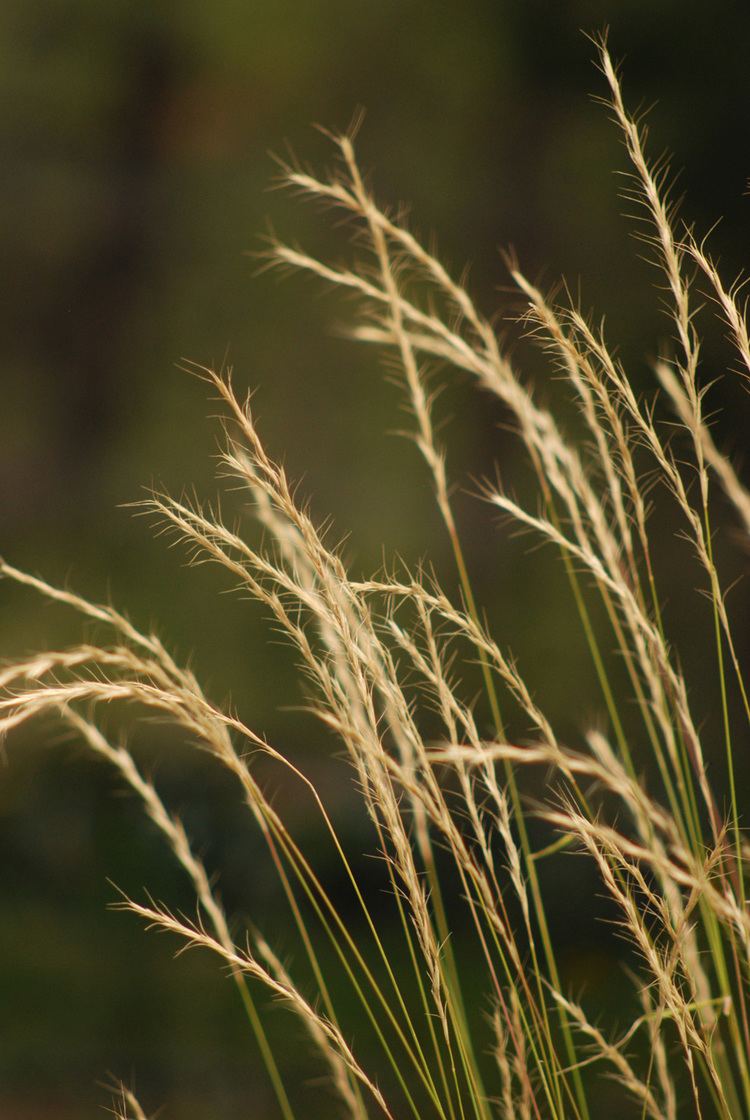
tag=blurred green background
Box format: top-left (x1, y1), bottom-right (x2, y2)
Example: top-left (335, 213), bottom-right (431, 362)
top-left (1, 2), bottom-right (749, 1117)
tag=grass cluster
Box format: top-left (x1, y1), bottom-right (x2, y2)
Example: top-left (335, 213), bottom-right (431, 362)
top-left (2, 36), bottom-right (749, 1120)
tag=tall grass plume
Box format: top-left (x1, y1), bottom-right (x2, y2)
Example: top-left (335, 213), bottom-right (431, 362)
top-left (2, 35), bottom-right (749, 1120)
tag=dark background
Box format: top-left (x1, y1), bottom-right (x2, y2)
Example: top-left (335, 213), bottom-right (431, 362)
top-left (1, 2), bottom-right (749, 1117)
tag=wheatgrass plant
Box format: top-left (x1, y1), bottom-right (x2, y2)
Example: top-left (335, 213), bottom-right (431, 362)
top-left (2, 35), bottom-right (749, 1120)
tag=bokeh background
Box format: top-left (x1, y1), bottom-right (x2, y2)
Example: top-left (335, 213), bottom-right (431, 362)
top-left (1, 2), bottom-right (749, 1117)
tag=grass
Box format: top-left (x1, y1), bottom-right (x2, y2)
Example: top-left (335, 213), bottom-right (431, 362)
top-left (2, 33), bottom-right (749, 1120)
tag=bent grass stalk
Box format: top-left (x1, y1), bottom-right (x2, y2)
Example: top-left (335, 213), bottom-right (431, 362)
top-left (2, 36), bottom-right (750, 1120)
